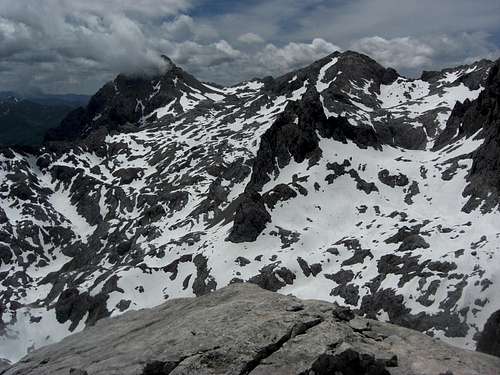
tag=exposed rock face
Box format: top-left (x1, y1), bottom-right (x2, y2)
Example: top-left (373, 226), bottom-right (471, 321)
top-left (435, 59), bottom-right (500, 212)
top-left (227, 191), bottom-right (271, 243)
top-left (477, 310), bottom-right (500, 357)
top-left (4, 284), bottom-right (500, 375)
top-left (464, 60), bottom-right (500, 212)
top-left (0, 359), bottom-right (11, 372)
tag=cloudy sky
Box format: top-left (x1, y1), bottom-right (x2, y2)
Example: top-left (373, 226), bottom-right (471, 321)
top-left (1, 0), bottom-right (500, 95)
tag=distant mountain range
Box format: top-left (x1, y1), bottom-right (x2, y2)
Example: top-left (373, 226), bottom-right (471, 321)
top-left (0, 92), bottom-right (89, 146)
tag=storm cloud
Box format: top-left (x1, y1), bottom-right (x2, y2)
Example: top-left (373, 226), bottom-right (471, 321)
top-left (0, 0), bottom-right (499, 94)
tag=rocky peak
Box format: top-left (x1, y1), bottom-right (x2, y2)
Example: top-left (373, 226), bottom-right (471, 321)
top-left (159, 54), bottom-right (175, 69)
top-left (332, 50), bottom-right (392, 81)
top-left (420, 59), bottom-right (492, 89)
top-left (44, 56), bottom-right (221, 142)
top-left (264, 50), bottom-right (396, 97)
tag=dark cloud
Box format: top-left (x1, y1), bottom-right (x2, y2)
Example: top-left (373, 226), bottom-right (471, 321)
top-left (0, 0), bottom-right (499, 94)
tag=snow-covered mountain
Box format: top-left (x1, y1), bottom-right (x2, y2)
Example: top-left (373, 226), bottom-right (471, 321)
top-left (1, 51), bottom-right (499, 362)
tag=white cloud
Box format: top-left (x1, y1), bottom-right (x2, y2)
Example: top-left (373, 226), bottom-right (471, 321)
top-left (351, 36), bottom-right (434, 69)
top-left (238, 32), bottom-right (264, 44)
top-left (194, 38), bottom-right (340, 85)
top-left (0, 0), bottom-right (498, 93)
top-left (3, 0), bottom-right (193, 19)
top-left (0, 0), bottom-right (196, 92)
top-left (160, 15), bottom-right (218, 42)
top-left (0, 0), bottom-right (344, 92)
top-left (350, 33), bottom-right (500, 73)
top-left (214, 40), bottom-right (241, 58)
top-left (169, 40), bottom-right (241, 68)
top-left (256, 38), bottom-right (341, 73)
top-left (0, 16), bottom-right (34, 57)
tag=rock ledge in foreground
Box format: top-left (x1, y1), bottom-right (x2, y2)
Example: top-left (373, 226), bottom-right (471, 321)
top-left (4, 283), bottom-right (500, 375)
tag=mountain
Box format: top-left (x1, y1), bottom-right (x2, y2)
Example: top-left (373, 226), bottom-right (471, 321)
top-left (0, 92), bottom-right (89, 146)
top-left (44, 55), bottom-right (222, 142)
top-left (0, 91), bottom-right (90, 107)
top-left (26, 93), bottom-right (90, 107)
top-left (0, 51), bottom-right (499, 364)
top-left (4, 283), bottom-right (500, 375)
top-left (0, 92), bottom-right (18, 100)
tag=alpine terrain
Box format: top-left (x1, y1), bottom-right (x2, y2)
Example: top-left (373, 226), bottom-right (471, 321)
top-left (1, 51), bottom-right (500, 364)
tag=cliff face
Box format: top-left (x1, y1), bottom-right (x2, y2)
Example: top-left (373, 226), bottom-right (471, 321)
top-left (435, 59), bottom-right (500, 213)
top-left (4, 283), bottom-right (500, 375)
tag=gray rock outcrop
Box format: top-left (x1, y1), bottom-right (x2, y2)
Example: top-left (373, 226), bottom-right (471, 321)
top-left (4, 283), bottom-right (500, 375)
top-left (0, 360), bottom-right (11, 373)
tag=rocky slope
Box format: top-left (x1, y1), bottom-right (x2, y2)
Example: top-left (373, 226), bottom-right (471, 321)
top-left (1, 51), bottom-right (499, 362)
top-left (3, 283), bottom-right (500, 375)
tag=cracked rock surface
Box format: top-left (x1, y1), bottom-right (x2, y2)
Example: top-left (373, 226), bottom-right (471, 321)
top-left (4, 283), bottom-right (500, 375)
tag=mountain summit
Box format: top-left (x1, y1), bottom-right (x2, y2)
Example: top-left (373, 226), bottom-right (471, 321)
top-left (1, 51), bottom-right (499, 363)
top-left (44, 55), bottom-right (223, 142)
